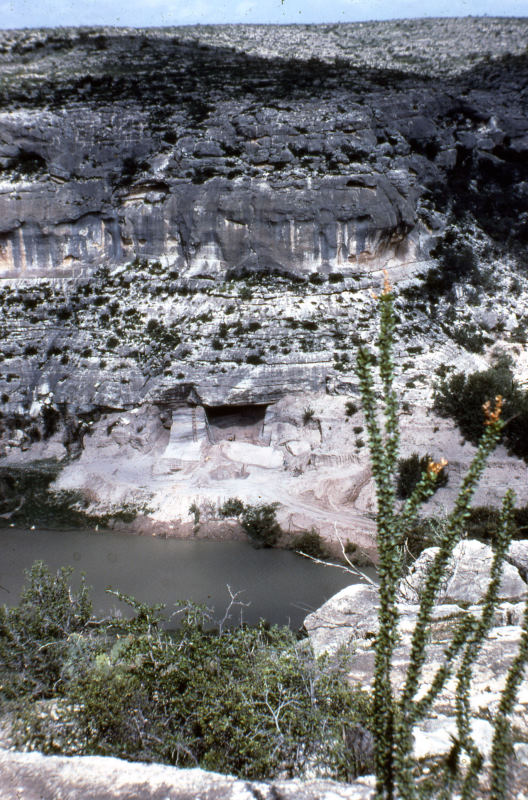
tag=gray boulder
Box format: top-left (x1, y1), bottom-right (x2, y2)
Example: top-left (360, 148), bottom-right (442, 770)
top-left (508, 541), bottom-right (528, 583)
top-left (399, 540), bottom-right (527, 604)
top-left (303, 584), bottom-right (380, 656)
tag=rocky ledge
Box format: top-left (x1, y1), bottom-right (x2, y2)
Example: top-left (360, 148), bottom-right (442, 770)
top-left (305, 538), bottom-right (528, 795)
top-left (0, 751), bottom-right (376, 800)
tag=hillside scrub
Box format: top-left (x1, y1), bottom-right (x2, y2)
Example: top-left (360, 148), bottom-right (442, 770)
top-left (1, 563), bottom-right (372, 781)
top-left (396, 453), bottom-right (448, 499)
top-left (219, 498), bottom-right (282, 547)
top-left (433, 362), bottom-right (528, 462)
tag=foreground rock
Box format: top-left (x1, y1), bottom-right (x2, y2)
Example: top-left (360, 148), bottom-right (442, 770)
top-left (0, 750), bottom-right (375, 800)
top-left (305, 540), bottom-right (528, 758)
top-left (399, 539), bottom-right (528, 604)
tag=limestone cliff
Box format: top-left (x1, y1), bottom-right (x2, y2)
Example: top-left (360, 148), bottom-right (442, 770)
top-left (0, 19), bottom-right (527, 538)
top-left (0, 20), bottom-right (526, 279)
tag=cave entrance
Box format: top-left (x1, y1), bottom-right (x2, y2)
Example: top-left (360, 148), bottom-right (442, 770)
top-left (204, 404), bottom-right (268, 445)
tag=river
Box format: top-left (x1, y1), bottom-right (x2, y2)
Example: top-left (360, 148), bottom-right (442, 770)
top-left (0, 527), bottom-right (377, 628)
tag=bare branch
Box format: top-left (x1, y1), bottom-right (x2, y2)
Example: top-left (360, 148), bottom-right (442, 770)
top-left (218, 584), bottom-right (251, 634)
top-left (296, 547), bottom-right (378, 587)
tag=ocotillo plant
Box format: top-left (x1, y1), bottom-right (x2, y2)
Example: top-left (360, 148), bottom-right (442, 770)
top-left (355, 272), bottom-right (528, 800)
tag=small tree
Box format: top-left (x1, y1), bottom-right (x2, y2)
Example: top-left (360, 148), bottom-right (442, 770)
top-left (219, 497), bottom-right (245, 518)
top-left (356, 271), bottom-right (528, 800)
top-left (218, 499), bottom-right (282, 547)
top-left (0, 561), bottom-right (92, 698)
top-left (240, 503), bottom-right (281, 547)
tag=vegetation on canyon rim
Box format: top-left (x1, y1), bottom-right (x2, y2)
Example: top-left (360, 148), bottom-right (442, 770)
top-left (433, 354), bottom-right (528, 464)
top-left (359, 274), bottom-right (528, 800)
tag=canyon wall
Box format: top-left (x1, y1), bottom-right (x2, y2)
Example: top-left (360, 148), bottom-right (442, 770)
top-left (0, 20), bottom-right (526, 281)
top-left (0, 20), bottom-right (527, 533)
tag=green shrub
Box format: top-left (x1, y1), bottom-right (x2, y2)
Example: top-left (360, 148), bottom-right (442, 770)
top-left (7, 574), bottom-right (372, 781)
top-left (461, 505), bottom-right (528, 542)
top-left (401, 516), bottom-right (449, 558)
top-left (345, 400), bottom-right (358, 417)
top-left (42, 405), bottom-right (60, 438)
top-left (291, 529), bottom-right (328, 559)
top-left (397, 453), bottom-right (448, 499)
top-left (343, 540), bottom-right (373, 567)
top-left (434, 365), bottom-right (528, 462)
top-left (189, 502), bottom-right (200, 527)
top-left (425, 230), bottom-right (477, 298)
top-left (219, 497), bottom-right (245, 518)
top-left (0, 561), bottom-right (92, 698)
top-left (240, 503), bottom-right (281, 547)
top-left (218, 499), bottom-right (282, 548)
top-left (303, 406), bottom-right (315, 424)
top-left (451, 325), bottom-right (488, 354)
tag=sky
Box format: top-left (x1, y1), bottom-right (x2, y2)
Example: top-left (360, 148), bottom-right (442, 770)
top-left (0, 0), bottom-right (526, 29)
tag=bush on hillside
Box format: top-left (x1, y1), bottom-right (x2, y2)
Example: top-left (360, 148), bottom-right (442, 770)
top-left (240, 502), bottom-right (282, 547)
top-left (424, 227), bottom-right (478, 298)
top-left (218, 498), bottom-right (282, 547)
top-left (291, 529), bottom-right (328, 559)
top-left (433, 365), bottom-right (528, 462)
top-left (218, 497), bottom-right (245, 518)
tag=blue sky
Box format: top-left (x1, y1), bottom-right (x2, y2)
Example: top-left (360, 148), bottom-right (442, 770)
top-left (0, 0), bottom-right (526, 29)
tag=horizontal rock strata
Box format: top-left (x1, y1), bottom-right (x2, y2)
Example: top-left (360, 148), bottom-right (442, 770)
top-left (0, 19), bottom-right (527, 534)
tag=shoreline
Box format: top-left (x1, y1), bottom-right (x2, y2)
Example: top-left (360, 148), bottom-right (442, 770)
top-left (0, 514), bottom-right (377, 567)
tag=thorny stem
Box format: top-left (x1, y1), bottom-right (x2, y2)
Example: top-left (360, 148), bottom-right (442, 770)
top-left (354, 275), bottom-right (520, 799)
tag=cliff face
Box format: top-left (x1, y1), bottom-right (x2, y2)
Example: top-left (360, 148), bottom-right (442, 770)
top-left (1, 19), bottom-right (527, 533)
top-left (0, 19), bottom-right (526, 280)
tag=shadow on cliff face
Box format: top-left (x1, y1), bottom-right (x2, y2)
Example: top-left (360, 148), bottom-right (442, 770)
top-left (0, 32), bottom-right (434, 109)
top-left (0, 29), bottom-right (526, 251)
